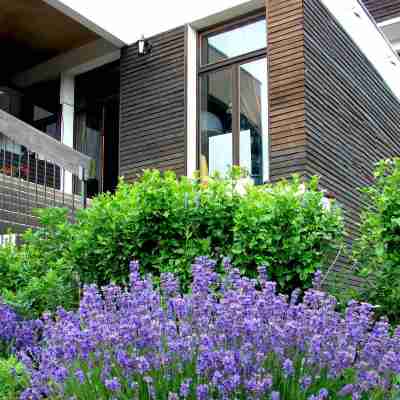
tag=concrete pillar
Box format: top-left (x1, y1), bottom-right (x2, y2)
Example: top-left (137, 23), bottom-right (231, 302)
top-left (60, 73), bottom-right (75, 194)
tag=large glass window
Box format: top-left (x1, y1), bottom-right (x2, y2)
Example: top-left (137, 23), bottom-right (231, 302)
top-left (199, 68), bottom-right (233, 178)
top-left (199, 13), bottom-right (268, 184)
top-left (203, 19), bottom-right (267, 65)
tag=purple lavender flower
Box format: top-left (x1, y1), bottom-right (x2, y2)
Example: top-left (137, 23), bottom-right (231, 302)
top-left (312, 269), bottom-right (323, 289)
top-left (339, 384), bottom-right (355, 396)
top-left (74, 369), bottom-right (85, 384)
top-left (283, 358), bottom-right (294, 377)
top-left (196, 384), bottom-right (209, 400)
top-left (15, 258), bottom-right (400, 400)
top-left (300, 376), bottom-right (312, 390)
top-left (105, 377), bottom-right (121, 392)
top-left (180, 379), bottom-right (192, 398)
top-left (271, 391), bottom-right (280, 400)
top-left (257, 264), bottom-right (269, 283)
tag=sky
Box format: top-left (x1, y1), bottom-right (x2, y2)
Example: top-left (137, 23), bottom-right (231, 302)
top-left (54, 0), bottom-right (400, 99)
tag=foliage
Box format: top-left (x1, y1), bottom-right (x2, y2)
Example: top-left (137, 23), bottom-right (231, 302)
top-left (0, 210), bottom-right (77, 318)
top-left (354, 158), bottom-right (400, 323)
top-left (0, 169), bottom-right (343, 318)
top-left (52, 170), bottom-right (343, 292)
top-left (232, 175), bottom-right (343, 291)
top-left (66, 170), bottom-right (239, 288)
top-left (19, 259), bottom-right (400, 400)
top-left (0, 356), bottom-right (29, 400)
top-left (0, 244), bottom-right (19, 292)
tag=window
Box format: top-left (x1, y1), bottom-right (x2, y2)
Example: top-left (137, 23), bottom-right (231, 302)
top-left (198, 13), bottom-right (268, 184)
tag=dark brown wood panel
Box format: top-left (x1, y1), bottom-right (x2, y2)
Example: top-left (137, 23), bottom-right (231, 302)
top-left (304, 0), bottom-right (400, 282)
top-left (363, 0), bottom-right (400, 22)
top-left (267, 0), bottom-right (306, 182)
top-left (119, 27), bottom-right (186, 181)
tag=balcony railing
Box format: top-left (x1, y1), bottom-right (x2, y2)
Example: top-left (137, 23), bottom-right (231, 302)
top-left (0, 108), bottom-right (92, 236)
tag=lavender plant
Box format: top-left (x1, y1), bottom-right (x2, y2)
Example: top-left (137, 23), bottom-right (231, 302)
top-left (0, 300), bottom-right (42, 357)
top-left (20, 259), bottom-right (400, 400)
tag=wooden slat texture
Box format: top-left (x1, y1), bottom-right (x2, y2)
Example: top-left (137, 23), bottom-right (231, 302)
top-left (304, 0), bottom-right (400, 284)
top-left (119, 27), bottom-right (186, 181)
top-left (267, 0), bottom-right (306, 182)
top-left (363, 0), bottom-right (400, 22)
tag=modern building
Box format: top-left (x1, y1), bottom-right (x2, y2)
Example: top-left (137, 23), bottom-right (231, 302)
top-left (0, 0), bottom-right (400, 264)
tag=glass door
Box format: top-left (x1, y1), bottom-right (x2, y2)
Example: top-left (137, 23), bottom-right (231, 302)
top-left (74, 97), bottom-right (119, 197)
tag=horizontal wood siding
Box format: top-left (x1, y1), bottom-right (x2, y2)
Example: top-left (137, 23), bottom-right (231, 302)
top-left (119, 27), bottom-right (186, 181)
top-left (363, 0), bottom-right (400, 22)
top-left (267, 0), bottom-right (306, 182)
top-left (304, 0), bottom-right (400, 283)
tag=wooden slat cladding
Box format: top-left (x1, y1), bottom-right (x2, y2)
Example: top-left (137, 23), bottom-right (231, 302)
top-left (119, 27), bottom-right (186, 181)
top-left (363, 0), bottom-right (400, 23)
top-left (266, 0), bottom-right (306, 182)
top-left (304, 0), bottom-right (400, 282)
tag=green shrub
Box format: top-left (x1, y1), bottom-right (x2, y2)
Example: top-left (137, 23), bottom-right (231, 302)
top-left (0, 169), bottom-right (344, 317)
top-left (67, 170), bottom-right (238, 287)
top-left (66, 170), bottom-right (343, 291)
top-left (0, 356), bottom-right (28, 400)
top-left (232, 176), bottom-right (344, 291)
top-left (0, 209), bottom-right (78, 318)
top-left (0, 244), bottom-right (19, 293)
top-left (354, 158), bottom-right (400, 323)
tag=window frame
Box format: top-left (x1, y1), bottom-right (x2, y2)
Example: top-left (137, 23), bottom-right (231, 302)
top-left (197, 10), bottom-right (268, 174)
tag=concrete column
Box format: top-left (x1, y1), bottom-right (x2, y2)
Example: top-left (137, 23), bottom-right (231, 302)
top-left (60, 73), bottom-right (75, 194)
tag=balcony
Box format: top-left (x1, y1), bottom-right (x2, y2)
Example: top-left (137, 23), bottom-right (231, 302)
top-left (0, 107), bottom-right (92, 235)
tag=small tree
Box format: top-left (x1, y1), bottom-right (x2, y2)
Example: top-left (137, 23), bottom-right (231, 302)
top-left (354, 158), bottom-right (400, 323)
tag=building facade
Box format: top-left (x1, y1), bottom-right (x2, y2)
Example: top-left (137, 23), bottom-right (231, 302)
top-left (1, 0), bottom-right (400, 264)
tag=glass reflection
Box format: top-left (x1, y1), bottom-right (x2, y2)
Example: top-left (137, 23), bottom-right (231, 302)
top-left (200, 68), bottom-right (233, 178)
top-left (204, 19), bottom-right (267, 65)
top-left (240, 58), bottom-right (268, 184)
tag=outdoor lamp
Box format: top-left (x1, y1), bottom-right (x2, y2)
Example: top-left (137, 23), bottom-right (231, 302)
top-left (138, 35), bottom-right (152, 56)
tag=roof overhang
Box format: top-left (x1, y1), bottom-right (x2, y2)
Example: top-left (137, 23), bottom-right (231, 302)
top-left (0, 0), bottom-right (103, 79)
top-left (42, 0), bottom-right (126, 48)
top-left (321, 0), bottom-right (400, 101)
top-left (379, 17), bottom-right (400, 52)
top-left (0, 0), bottom-right (123, 88)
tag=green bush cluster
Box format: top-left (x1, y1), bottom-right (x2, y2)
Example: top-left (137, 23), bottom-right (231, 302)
top-left (0, 356), bottom-right (28, 400)
top-left (354, 158), bottom-right (400, 323)
top-left (0, 208), bottom-right (77, 318)
top-left (0, 169), bottom-right (344, 317)
top-left (232, 176), bottom-right (343, 290)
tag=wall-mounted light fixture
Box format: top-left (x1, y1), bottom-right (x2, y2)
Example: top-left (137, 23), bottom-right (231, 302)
top-left (387, 55), bottom-right (397, 66)
top-left (138, 35), bottom-right (152, 56)
top-left (352, 6), bottom-right (361, 18)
